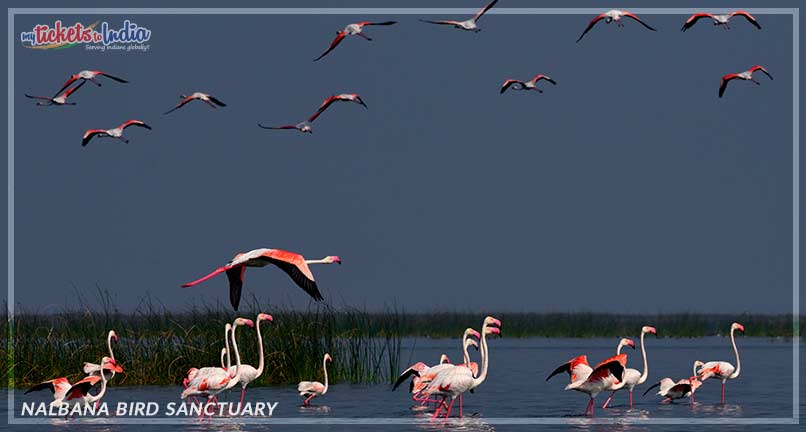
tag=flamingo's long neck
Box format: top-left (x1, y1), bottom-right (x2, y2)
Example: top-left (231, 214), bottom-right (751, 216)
top-left (322, 356), bottom-right (329, 395)
top-left (305, 258), bottom-right (330, 265)
top-left (729, 328), bottom-right (741, 379)
top-left (107, 332), bottom-right (115, 360)
top-left (471, 326), bottom-right (490, 389)
top-left (230, 323), bottom-right (243, 383)
top-left (462, 333), bottom-right (471, 365)
top-left (88, 364), bottom-right (109, 404)
top-left (255, 319), bottom-right (266, 378)
top-left (637, 331), bottom-right (649, 385)
top-left (224, 326), bottom-right (232, 370)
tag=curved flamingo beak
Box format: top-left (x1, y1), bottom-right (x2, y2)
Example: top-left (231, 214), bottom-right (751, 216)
top-left (239, 319), bottom-right (255, 328)
top-left (259, 313), bottom-right (274, 322)
top-left (647, 327), bottom-right (657, 335)
top-left (627, 339), bottom-right (636, 349)
top-left (331, 256), bottom-right (342, 265)
top-left (112, 334), bottom-right (119, 343)
top-left (487, 327), bottom-right (501, 337)
top-left (736, 324), bottom-right (745, 332)
top-left (471, 329), bottom-right (481, 339)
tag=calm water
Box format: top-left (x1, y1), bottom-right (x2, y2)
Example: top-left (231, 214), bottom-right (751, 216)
top-left (6, 337), bottom-right (802, 431)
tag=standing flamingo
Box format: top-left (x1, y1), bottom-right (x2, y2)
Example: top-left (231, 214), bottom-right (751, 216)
top-left (56, 70), bottom-right (129, 95)
top-left (83, 330), bottom-right (124, 380)
top-left (719, 66), bottom-right (773, 98)
top-left (182, 317), bottom-right (252, 419)
top-left (500, 74), bottom-right (557, 94)
top-left (314, 21), bottom-right (398, 61)
top-left (603, 326), bottom-right (656, 408)
top-left (547, 353), bottom-right (627, 416)
top-left (182, 249), bottom-right (340, 310)
top-left (63, 357), bottom-right (117, 408)
top-left (298, 353), bottom-right (332, 406)
top-left (419, 0), bottom-right (498, 33)
top-left (696, 322), bottom-right (744, 403)
top-left (417, 316), bottom-right (501, 420)
top-left (82, 120), bottom-right (152, 146)
top-left (576, 10), bottom-right (656, 43)
top-left (25, 80), bottom-right (86, 106)
top-left (681, 11), bottom-right (761, 32)
top-left (164, 92), bottom-right (227, 114)
top-left (227, 313), bottom-right (273, 409)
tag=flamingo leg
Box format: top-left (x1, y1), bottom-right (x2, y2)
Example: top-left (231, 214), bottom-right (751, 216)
top-left (583, 398), bottom-right (592, 416)
top-left (629, 390), bottom-right (633, 408)
top-left (430, 397), bottom-right (445, 420)
top-left (458, 393), bottom-right (463, 418)
top-left (357, 32), bottom-right (372, 41)
top-left (721, 382), bottom-right (726, 404)
top-left (444, 397), bottom-right (455, 419)
top-left (602, 391), bottom-right (616, 409)
top-left (303, 394), bottom-right (315, 406)
top-left (238, 387), bottom-right (246, 410)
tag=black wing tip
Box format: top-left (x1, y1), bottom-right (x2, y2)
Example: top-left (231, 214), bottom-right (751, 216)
top-left (643, 382), bottom-right (660, 396)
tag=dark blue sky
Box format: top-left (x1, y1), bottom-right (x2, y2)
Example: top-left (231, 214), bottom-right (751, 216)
top-left (7, 3), bottom-right (797, 313)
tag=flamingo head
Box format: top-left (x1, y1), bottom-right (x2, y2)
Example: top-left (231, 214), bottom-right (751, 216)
top-left (485, 326), bottom-right (501, 337)
top-left (324, 353), bottom-right (333, 363)
top-left (465, 328), bottom-right (481, 340)
top-left (732, 322), bottom-right (745, 333)
top-left (465, 338), bottom-right (479, 351)
top-left (101, 356), bottom-right (115, 368)
top-left (484, 316), bottom-right (502, 329)
top-left (620, 338), bottom-right (636, 350)
top-left (693, 360), bottom-right (704, 369)
top-left (326, 256), bottom-right (342, 265)
top-left (225, 323), bottom-right (232, 332)
top-left (109, 330), bottom-right (119, 343)
top-left (186, 367), bottom-right (199, 380)
top-left (439, 354), bottom-right (451, 364)
top-left (642, 326), bottom-right (657, 335)
top-left (258, 313), bottom-right (274, 323)
top-left (220, 347), bottom-right (228, 356)
top-left (234, 317), bottom-right (254, 328)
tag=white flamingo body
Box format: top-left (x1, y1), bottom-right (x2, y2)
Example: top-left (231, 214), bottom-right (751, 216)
top-left (298, 353), bottom-right (332, 406)
top-left (547, 353), bottom-right (627, 416)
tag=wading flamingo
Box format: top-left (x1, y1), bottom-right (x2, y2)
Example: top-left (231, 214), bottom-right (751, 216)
top-left (25, 80), bottom-right (86, 106)
top-left (314, 21), bottom-right (398, 61)
top-left (419, 0), bottom-right (498, 33)
top-left (547, 353), bottom-right (627, 416)
top-left (227, 313), bottom-right (273, 409)
top-left (695, 322), bottom-right (744, 403)
top-left (82, 120), bottom-right (152, 147)
top-left (603, 326), bottom-right (656, 408)
top-left (681, 11), bottom-right (761, 32)
top-left (63, 357), bottom-right (117, 409)
top-left (182, 248), bottom-right (341, 310)
top-left (644, 361), bottom-right (703, 403)
top-left (83, 330), bottom-right (124, 380)
top-left (576, 10), bottom-right (656, 43)
top-left (56, 70), bottom-right (129, 95)
top-left (719, 66), bottom-right (773, 98)
top-left (417, 317), bottom-right (501, 420)
top-left (298, 353), bottom-right (332, 406)
top-left (182, 318), bottom-right (252, 420)
top-left (164, 92), bottom-right (227, 114)
top-left (500, 74), bottom-right (557, 94)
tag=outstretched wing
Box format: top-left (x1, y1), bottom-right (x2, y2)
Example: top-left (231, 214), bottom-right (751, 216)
top-left (119, 119), bottom-right (152, 130)
top-left (622, 12), bottom-right (657, 31)
top-left (314, 32), bottom-right (347, 62)
top-left (82, 129), bottom-right (107, 147)
top-left (500, 79), bottom-right (523, 94)
top-left (208, 96), bottom-right (227, 107)
top-left (66, 376), bottom-right (101, 400)
top-left (532, 74), bottom-right (557, 85)
top-left (472, 0), bottom-right (499, 23)
top-left (308, 96), bottom-right (339, 122)
top-left (226, 266), bottom-right (245, 311)
top-left (164, 95), bottom-right (196, 115)
top-left (392, 367), bottom-right (421, 391)
top-left (258, 123), bottom-right (297, 130)
top-left (97, 71), bottom-right (129, 83)
top-left (255, 249), bottom-right (324, 301)
top-left (681, 13), bottom-right (713, 32)
top-left (56, 75), bottom-right (80, 96)
top-left (359, 21), bottom-right (398, 26)
top-left (419, 19), bottom-right (462, 26)
top-left (642, 381), bottom-right (661, 396)
top-left (576, 14), bottom-right (607, 43)
top-left (60, 79), bottom-right (87, 98)
top-left (731, 10), bottom-right (761, 29)
top-left (750, 65), bottom-right (773, 80)
top-left (719, 74), bottom-right (739, 98)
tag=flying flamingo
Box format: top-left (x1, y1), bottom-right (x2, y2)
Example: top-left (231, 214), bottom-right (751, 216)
top-left (500, 74), bottom-right (557, 94)
top-left (644, 361), bottom-right (703, 403)
top-left (182, 317), bottom-right (252, 420)
top-left (719, 66), bottom-right (773, 98)
top-left (164, 92), bottom-right (227, 114)
top-left (603, 326), bottom-right (656, 408)
top-left (314, 21), bottom-right (398, 61)
top-left (227, 313), bottom-right (273, 409)
top-left (56, 70), bottom-right (129, 95)
top-left (681, 11), bottom-right (761, 32)
top-left (695, 322), bottom-right (744, 403)
top-left (576, 10), bottom-right (656, 43)
top-left (82, 120), bottom-right (152, 147)
top-left (419, 0), bottom-right (498, 33)
top-left (62, 357), bottom-right (118, 409)
top-left (181, 248), bottom-right (341, 311)
top-left (25, 80), bottom-right (86, 106)
top-left (298, 353), bottom-right (332, 406)
top-left (547, 353), bottom-right (627, 416)
top-left (419, 317), bottom-right (501, 420)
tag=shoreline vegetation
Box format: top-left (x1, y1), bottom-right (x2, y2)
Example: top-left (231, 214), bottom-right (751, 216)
top-left (1, 292), bottom-right (800, 388)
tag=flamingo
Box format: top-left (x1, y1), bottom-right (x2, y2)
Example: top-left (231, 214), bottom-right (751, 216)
top-left (643, 361), bottom-right (703, 403)
top-left (419, 0), bottom-right (498, 33)
top-left (298, 353), bottom-right (332, 406)
top-left (719, 65), bottom-right (773, 98)
top-left (681, 11), bottom-right (761, 32)
top-left (181, 248), bottom-right (341, 311)
top-left (603, 327), bottom-right (656, 408)
top-left (500, 74), bottom-right (556, 94)
top-left (227, 313), bottom-right (273, 409)
top-left (25, 80), bottom-right (86, 106)
top-left (547, 353), bottom-right (627, 416)
top-left (576, 10), bottom-right (656, 43)
top-left (308, 94), bottom-right (368, 123)
top-left (258, 122), bottom-right (312, 134)
top-left (164, 92), bottom-right (226, 114)
top-left (419, 317), bottom-right (501, 420)
top-left (695, 322), bottom-right (744, 403)
top-left (82, 120), bottom-right (152, 147)
top-left (82, 330), bottom-right (124, 380)
top-left (314, 21), bottom-right (398, 61)
top-left (56, 70), bottom-right (129, 95)
top-left (182, 317), bottom-right (252, 420)
top-left (62, 357), bottom-right (117, 409)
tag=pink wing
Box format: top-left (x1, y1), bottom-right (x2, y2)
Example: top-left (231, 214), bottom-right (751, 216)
top-left (119, 119), bottom-right (152, 130)
top-left (576, 14), bottom-right (608, 43)
top-left (313, 32), bottom-right (347, 62)
top-left (164, 95), bottom-right (197, 114)
top-left (681, 13), bottom-right (714, 31)
top-left (473, 0), bottom-right (499, 22)
top-left (730, 10), bottom-right (761, 29)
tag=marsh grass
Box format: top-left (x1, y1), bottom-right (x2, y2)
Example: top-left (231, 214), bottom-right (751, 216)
top-left (1, 289), bottom-right (798, 388)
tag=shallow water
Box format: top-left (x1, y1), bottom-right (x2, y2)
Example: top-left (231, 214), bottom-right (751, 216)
top-left (6, 337), bottom-right (801, 431)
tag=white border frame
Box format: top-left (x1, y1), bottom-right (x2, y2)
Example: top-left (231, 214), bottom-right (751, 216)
top-left (6, 7), bottom-right (800, 426)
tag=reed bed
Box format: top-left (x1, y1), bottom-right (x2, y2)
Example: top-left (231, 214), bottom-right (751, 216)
top-left (1, 291), bottom-right (799, 388)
